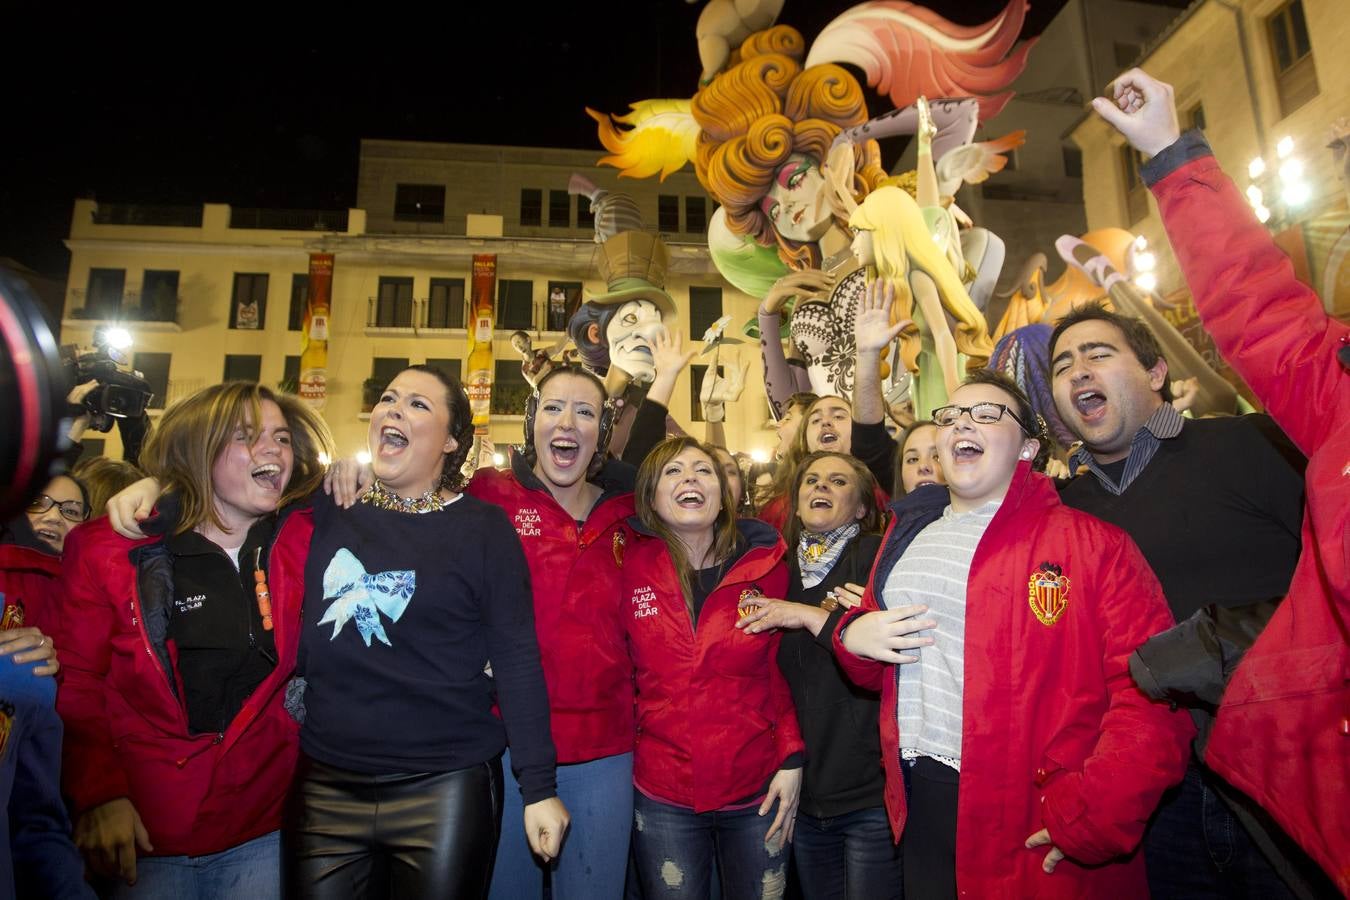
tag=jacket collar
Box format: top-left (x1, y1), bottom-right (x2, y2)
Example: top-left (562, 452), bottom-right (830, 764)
top-left (0, 539), bottom-right (62, 575)
top-left (890, 461), bottom-right (1056, 522)
top-left (510, 448), bottom-right (633, 514)
top-left (626, 515), bottom-right (784, 560)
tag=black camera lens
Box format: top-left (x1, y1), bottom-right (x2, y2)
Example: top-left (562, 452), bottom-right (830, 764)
top-left (0, 270), bottom-right (71, 520)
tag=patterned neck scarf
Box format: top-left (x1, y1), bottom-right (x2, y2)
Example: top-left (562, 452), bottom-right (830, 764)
top-left (798, 522), bottom-right (861, 589)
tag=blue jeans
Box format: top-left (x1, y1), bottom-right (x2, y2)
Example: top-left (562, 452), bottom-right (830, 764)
top-left (490, 749), bottom-right (634, 900)
top-left (793, 806), bottom-right (901, 900)
top-left (630, 790), bottom-right (788, 900)
top-left (1145, 762), bottom-right (1298, 899)
top-left (110, 831), bottom-right (279, 899)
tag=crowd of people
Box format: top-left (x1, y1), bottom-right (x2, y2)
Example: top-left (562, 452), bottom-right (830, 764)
top-left (1, 70), bottom-right (1346, 900)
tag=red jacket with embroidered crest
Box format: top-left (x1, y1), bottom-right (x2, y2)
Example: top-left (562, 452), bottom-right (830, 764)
top-left (0, 543), bottom-right (62, 634)
top-left (833, 466), bottom-right (1193, 898)
top-left (1151, 152), bottom-right (1350, 892)
top-left (623, 518), bottom-right (803, 811)
top-left (468, 457), bottom-right (636, 763)
top-left (51, 509), bottom-right (312, 857)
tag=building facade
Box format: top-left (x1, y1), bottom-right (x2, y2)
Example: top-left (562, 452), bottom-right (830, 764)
top-left (60, 142), bottom-right (777, 463)
top-left (1068, 0), bottom-right (1350, 318)
top-left (970, 0), bottom-right (1183, 323)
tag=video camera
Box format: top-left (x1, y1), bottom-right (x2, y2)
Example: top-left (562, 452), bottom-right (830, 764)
top-left (64, 327), bottom-right (154, 433)
top-left (1, 270), bottom-right (68, 520)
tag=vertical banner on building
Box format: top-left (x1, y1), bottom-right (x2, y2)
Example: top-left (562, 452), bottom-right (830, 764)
top-left (466, 254), bottom-right (497, 434)
top-left (300, 253), bottom-right (333, 410)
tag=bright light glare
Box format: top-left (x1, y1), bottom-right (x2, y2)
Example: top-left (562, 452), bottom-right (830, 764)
top-left (1135, 252), bottom-right (1156, 272)
top-left (750, 448), bottom-right (771, 464)
top-left (104, 327), bottom-right (133, 350)
top-left (318, 452), bottom-right (332, 467)
top-left (1133, 234), bottom-right (1148, 250)
top-left (1276, 136), bottom-right (1294, 159)
top-left (1278, 159), bottom-right (1304, 183)
top-left (1246, 185), bottom-right (1264, 206)
top-left (1255, 205), bottom-right (1272, 223)
top-left (492, 452), bottom-right (506, 467)
top-left (1282, 181), bottom-right (1312, 207)
top-left (1135, 272), bottom-right (1158, 293)
top-left (356, 450), bottom-right (372, 465)
top-left (1248, 157), bottom-right (1266, 179)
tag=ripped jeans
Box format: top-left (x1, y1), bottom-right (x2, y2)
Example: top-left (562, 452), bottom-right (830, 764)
top-left (631, 790), bottom-right (788, 900)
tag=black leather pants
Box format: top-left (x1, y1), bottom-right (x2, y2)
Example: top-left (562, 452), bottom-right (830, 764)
top-left (284, 754), bottom-right (503, 899)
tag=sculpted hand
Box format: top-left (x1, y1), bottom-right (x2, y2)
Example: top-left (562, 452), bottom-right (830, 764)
top-left (823, 140), bottom-right (860, 219)
top-left (763, 270), bottom-right (835, 316)
top-left (523, 797), bottom-right (571, 863)
top-left (840, 605), bottom-right (936, 665)
top-left (699, 351), bottom-right (748, 423)
top-left (1025, 828), bottom-right (1067, 874)
top-left (1091, 69), bottom-right (1181, 158)
top-left (855, 279), bottom-right (911, 355)
top-left (106, 477), bottom-right (163, 539)
top-left (75, 798), bottom-right (153, 885)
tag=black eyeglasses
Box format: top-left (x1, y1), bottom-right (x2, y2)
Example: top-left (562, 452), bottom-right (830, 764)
top-left (26, 494), bottom-right (89, 523)
top-left (932, 402), bottom-right (1033, 435)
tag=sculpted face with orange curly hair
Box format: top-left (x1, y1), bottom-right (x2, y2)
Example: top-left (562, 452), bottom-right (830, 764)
top-left (691, 25), bottom-right (886, 271)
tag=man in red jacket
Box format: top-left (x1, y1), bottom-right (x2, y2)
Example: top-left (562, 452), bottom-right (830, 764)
top-left (1091, 68), bottom-right (1350, 894)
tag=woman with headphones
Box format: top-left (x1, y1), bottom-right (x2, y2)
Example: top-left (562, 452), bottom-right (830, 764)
top-left (468, 363), bottom-right (636, 900)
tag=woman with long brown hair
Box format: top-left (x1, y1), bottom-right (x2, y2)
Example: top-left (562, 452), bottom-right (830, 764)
top-left (56, 382), bottom-right (333, 897)
top-left (623, 436), bottom-right (802, 899)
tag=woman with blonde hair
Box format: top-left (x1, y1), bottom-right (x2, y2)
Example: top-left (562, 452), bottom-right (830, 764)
top-left (55, 382), bottom-right (333, 898)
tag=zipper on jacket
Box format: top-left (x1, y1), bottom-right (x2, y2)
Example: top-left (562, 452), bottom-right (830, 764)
top-left (175, 731), bottom-right (224, 768)
top-left (130, 572), bottom-right (192, 731)
top-left (218, 510), bottom-right (301, 754)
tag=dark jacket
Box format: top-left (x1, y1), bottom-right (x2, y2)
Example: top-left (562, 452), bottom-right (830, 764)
top-left (778, 532), bottom-right (886, 818)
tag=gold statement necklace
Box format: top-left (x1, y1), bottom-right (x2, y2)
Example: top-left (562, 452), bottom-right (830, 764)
top-left (360, 479), bottom-right (447, 514)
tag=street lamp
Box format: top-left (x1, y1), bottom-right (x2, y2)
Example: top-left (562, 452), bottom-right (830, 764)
top-left (1246, 136), bottom-right (1312, 229)
top-left (1128, 235), bottom-right (1159, 295)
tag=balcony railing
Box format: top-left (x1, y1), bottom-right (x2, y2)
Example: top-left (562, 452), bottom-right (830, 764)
top-left (91, 203), bottom-right (203, 227)
top-left (66, 287), bottom-right (179, 323)
top-left (366, 297), bottom-right (469, 332)
top-left (230, 208), bottom-right (349, 231)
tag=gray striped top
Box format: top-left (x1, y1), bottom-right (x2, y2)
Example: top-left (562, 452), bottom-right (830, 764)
top-left (880, 500), bottom-right (1001, 771)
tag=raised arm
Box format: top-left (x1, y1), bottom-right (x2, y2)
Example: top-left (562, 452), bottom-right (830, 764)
top-left (1093, 68), bottom-right (1350, 453)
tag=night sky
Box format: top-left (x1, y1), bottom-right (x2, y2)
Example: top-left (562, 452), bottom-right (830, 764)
top-left (2, 1), bottom-right (1182, 277)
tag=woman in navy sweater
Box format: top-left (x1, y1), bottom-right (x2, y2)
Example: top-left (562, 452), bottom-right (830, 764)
top-left (285, 366), bottom-right (567, 899)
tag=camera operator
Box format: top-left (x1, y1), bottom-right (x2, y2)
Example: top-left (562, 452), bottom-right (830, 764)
top-left (62, 334), bottom-right (154, 468)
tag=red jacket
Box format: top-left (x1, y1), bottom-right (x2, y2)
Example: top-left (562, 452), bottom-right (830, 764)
top-left (51, 509), bottom-right (313, 857)
top-left (1152, 151), bottom-right (1350, 892)
top-left (834, 467), bottom-right (1193, 898)
top-left (0, 543), bottom-right (62, 634)
top-left (623, 519), bottom-right (803, 811)
top-left (469, 456), bottom-right (636, 764)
